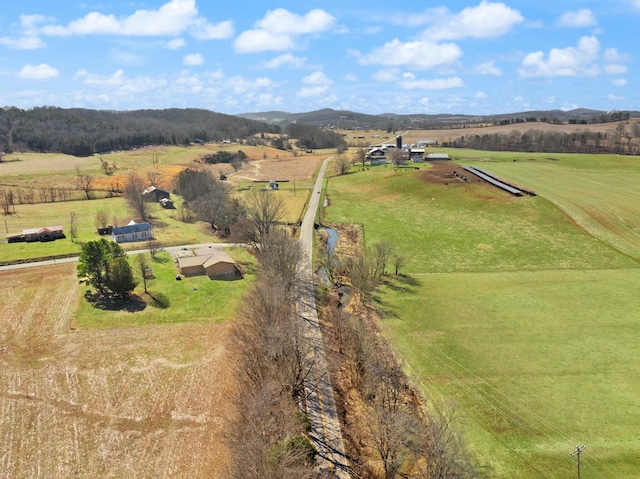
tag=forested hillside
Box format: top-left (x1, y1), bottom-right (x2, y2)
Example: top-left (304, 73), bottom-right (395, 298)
top-left (0, 107), bottom-right (280, 156)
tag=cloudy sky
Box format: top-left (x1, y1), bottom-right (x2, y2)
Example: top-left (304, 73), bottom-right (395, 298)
top-left (1, 0), bottom-right (638, 115)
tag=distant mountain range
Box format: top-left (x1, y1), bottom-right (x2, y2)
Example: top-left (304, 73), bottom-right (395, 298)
top-left (238, 108), bottom-right (640, 130)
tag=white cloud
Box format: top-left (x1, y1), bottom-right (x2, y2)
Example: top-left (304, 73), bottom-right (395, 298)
top-left (191, 20), bottom-right (234, 40)
top-left (297, 70), bottom-right (332, 97)
top-left (75, 69), bottom-right (126, 86)
top-left (359, 39), bottom-right (462, 70)
top-left (0, 36), bottom-right (46, 49)
top-left (165, 38), bottom-right (186, 50)
top-left (302, 71), bottom-right (332, 86)
top-left (475, 91), bottom-right (488, 99)
top-left (235, 8), bottom-right (335, 53)
top-left (518, 36), bottom-right (601, 78)
top-left (298, 86), bottom-right (330, 97)
top-left (36, 0), bottom-right (233, 39)
top-left (608, 93), bottom-right (624, 100)
top-left (183, 53), bottom-right (204, 66)
top-left (18, 63), bottom-right (59, 80)
top-left (604, 48), bottom-right (631, 63)
top-left (555, 9), bottom-right (597, 28)
top-left (372, 69), bottom-right (399, 82)
top-left (611, 78), bottom-right (627, 87)
top-left (227, 76), bottom-right (275, 94)
top-left (344, 73), bottom-right (358, 82)
top-left (75, 69), bottom-right (167, 94)
top-left (473, 60), bottom-right (502, 76)
top-left (630, 0), bottom-right (640, 9)
top-left (420, 1), bottom-right (523, 41)
top-left (605, 64), bottom-right (628, 75)
top-left (263, 53), bottom-right (307, 69)
top-left (399, 75), bottom-right (464, 90)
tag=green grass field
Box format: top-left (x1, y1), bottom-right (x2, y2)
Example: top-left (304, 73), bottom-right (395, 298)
top-left (75, 248), bottom-right (256, 328)
top-left (323, 155), bottom-right (640, 478)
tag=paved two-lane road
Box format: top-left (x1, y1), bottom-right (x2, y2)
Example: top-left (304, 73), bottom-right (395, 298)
top-left (297, 157), bottom-right (350, 478)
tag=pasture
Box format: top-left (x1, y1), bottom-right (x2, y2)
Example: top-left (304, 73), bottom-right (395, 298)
top-left (323, 155), bottom-right (640, 478)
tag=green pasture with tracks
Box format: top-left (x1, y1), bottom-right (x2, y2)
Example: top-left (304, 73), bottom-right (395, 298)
top-left (323, 152), bottom-right (640, 478)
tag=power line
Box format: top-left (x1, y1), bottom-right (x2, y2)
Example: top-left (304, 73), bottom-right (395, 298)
top-left (571, 445), bottom-right (587, 479)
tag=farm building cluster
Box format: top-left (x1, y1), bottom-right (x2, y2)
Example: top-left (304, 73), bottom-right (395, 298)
top-left (365, 135), bottom-right (450, 164)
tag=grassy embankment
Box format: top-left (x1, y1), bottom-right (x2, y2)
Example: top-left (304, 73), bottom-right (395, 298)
top-left (322, 153), bottom-right (640, 479)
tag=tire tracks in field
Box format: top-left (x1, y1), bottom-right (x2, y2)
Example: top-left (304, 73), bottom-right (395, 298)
top-left (0, 390), bottom-right (208, 432)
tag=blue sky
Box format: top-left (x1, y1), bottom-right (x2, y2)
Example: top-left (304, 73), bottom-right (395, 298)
top-left (0, 0), bottom-right (638, 115)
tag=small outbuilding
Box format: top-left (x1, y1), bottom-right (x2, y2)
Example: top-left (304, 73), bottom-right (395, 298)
top-left (426, 153), bottom-right (450, 161)
top-left (142, 186), bottom-right (171, 202)
top-left (409, 148), bottom-right (425, 162)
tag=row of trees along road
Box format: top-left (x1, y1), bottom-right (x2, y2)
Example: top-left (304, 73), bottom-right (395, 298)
top-left (229, 192), bottom-right (317, 478)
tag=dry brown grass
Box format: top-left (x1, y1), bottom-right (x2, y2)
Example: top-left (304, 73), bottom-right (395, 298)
top-left (232, 153), bottom-right (324, 183)
top-left (0, 264), bottom-right (238, 478)
top-left (398, 121), bottom-right (626, 144)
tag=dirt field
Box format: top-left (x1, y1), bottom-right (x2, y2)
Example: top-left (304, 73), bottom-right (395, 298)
top-left (232, 153), bottom-right (324, 183)
top-left (0, 264), bottom-right (237, 479)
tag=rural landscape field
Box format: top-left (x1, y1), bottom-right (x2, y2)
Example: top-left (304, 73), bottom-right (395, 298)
top-left (323, 148), bottom-right (640, 478)
top-left (0, 139), bottom-right (318, 478)
top-left (2, 114), bottom-right (640, 478)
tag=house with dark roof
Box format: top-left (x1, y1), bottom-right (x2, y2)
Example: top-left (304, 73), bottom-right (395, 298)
top-left (111, 222), bottom-right (153, 243)
top-left (142, 186), bottom-right (170, 202)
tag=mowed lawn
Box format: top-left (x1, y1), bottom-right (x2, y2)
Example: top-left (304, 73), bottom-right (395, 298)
top-left (75, 249), bottom-right (256, 328)
top-left (323, 162), bottom-right (640, 479)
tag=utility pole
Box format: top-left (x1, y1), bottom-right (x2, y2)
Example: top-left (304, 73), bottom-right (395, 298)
top-left (571, 445), bottom-right (586, 479)
top-left (293, 164), bottom-right (297, 196)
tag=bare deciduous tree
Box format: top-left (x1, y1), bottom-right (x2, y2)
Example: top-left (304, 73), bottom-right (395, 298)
top-left (243, 190), bottom-right (285, 249)
top-left (135, 254), bottom-right (154, 294)
top-left (123, 172), bottom-right (150, 221)
top-left (393, 254), bottom-right (405, 276)
top-left (416, 403), bottom-right (478, 479)
top-left (146, 170), bottom-right (162, 187)
top-left (147, 239), bottom-right (161, 259)
top-left (390, 148), bottom-right (407, 167)
top-left (356, 145), bottom-right (368, 166)
top-left (345, 249), bottom-right (376, 298)
top-left (75, 166), bottom-right (94, 200)
top-left (96, 210), bottom-right (108, 230)
top-left (371, 241), bottom-right (393, 278)
top-left (69, 211), bottom-right (78, 243)
top-left (258, 229), bottom-right (304, 293)
top-left (368, 406), bottom-right (418, 479)
top-left (334, 153), bottom-right (352, 176)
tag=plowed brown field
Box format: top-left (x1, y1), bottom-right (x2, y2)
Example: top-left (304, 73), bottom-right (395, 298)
top-left (0, 264), bottom-right (236, 479)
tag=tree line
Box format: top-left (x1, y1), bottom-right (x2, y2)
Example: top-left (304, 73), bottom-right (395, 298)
top-left (0, 106), bottom-right (280, 156)
top-left (446, 121), bottom-right (640, 155)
